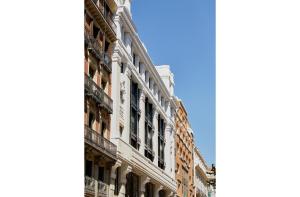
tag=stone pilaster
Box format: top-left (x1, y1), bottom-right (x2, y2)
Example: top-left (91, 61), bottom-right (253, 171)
top-left (109, 160), bottom-right (122, 197)
top-left (153, 107), bottom-right (159, 165)
top-left (110, 53), bottom-right (122, 143)
top-left (123, 67), bottom-right (131, 144)
top-left (119, 164), bottom-right (132, 197)
top-left (138, 88), bottom-right (146, 155)
top-left (140, 175), bottom-right (151, 197)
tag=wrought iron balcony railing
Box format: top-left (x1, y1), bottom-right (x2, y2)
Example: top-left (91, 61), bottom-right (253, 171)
top-left (85, 176), bottom-right (109, 197)
top-left (84, 32), bottom-right (103, 60)
top-left (84, 74), bottom-right (113, 113)
top-left (84, 31), bottom-right (112, 73)
top-left (84, 125), bottom-right (117, 158)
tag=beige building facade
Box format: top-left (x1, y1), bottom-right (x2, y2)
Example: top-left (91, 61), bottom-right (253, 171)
top-left (175, 100), bottom-right (195, 197)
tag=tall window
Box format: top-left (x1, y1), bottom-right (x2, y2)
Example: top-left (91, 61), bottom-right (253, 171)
top-left (158, 114), bottom-right (165, 169)
top-left (126, 173), bottom-right (139, 197)
top-left (182, 168), bottom-right (189, 197)
top-left (145, 183), bottom-right (154, 197)
top-left (85, 160), bottom-right (93, 177)
top-left (133, 53), bottom-right (136, 66)
top-left (130, 81), bottom-right (140, 149)
top-left (144, 97), bottom-right (154, 161)
top-left (88, 112), bottom-right (95, 129)
top-left (121, 63), bottom-right (124, 73)
top-left (114, 167), bottom-right (120, 195)
top-left (139, 62), bottom-right (142, 74)
top-left (98, 166), bottom-right (104, 182)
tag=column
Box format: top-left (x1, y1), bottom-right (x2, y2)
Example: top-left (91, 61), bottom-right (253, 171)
top-left (164, 123), bottom-right (171, 174)
top-left (140, 175), bottom-right (150, 197)
top-left (109, 160), bottom-right (122, 197)
top-left (123, 67), bottom-right (132, 144)
top-left (153, 107), bottom-right (159, 165)
top-left (110, 53), bottom-right (122, 143)
top-left (119, 164), bottom-right (132, 197)
top-left (138, 88), bottom-right (146, 155)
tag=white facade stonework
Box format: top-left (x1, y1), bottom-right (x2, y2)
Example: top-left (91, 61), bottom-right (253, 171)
top-left (84, 1), bottom-right (215, 197)
top-left (194, 148), bottom-right (216, 197)
top-left (110, 1), bottom-right (177, 197)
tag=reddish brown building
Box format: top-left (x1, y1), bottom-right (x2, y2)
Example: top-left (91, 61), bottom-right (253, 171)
top-left (175, 99), bottom-right (195, 197)
top-left (84, 0), bottom-right (118, 197)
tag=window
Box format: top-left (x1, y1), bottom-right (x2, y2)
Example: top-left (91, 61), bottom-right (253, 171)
top-left (182, 168), bottom-right (189, 197)
top-left (158, 114), bottom-right (165, 169)
top-left (145, 183), bottom-right (154, 197)
top-left (130, 81), bottom-right (140, 149)
top-left (85, 160), bottom-right (93, 177)
top-left (88, 112), bottom-right (95, 128)
top-left (93, 25), bottom-right (100, 38)
top-left (89, 67), bottom-right (96, 79)
top-left (121, 63), bottom-right (124, 73)
top-left (101, 79), bottom-right (107, 91)
top-left (98, 166), bottom-right (104, 182)
top-left (126, 173), bottom-right (139, 197)
top-left (114, 167), bottom-right (120, 195)
top-left (105, 40), bottom-right (109, 52)
top-left (85, 12), bottom-right (92, 25)
top-left (101, 122), bottom-right (106, 137)
top-left (139, 62), bottom-right (142, 74)
top-left (119, 126), bottom-right (123, 137)
top-left (148, 78), bottom-right (151, 88)
top-left (144, 97), bottom-right (154, 161)
top-left (133, 53), bottom-right (136, 66)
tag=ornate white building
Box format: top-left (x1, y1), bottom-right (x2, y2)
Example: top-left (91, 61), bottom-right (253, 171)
top-left (194, 148), bottom-right (216, 197)
top-left (108, 0), bottom-right (177, 197)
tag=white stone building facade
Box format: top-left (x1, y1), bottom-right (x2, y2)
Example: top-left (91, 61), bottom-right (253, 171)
top-left (194, 148), bottom-right (216, 197)
top-left (108, 1), bottom-right (177, 197)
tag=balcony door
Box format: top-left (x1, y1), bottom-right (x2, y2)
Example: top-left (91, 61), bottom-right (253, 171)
top-left (98, 166), bottom-right (104, 182)
top-left (85, 160), bottom-right (93, 178)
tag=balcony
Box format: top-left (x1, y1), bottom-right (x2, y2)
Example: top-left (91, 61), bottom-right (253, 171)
top-left (85, 176), bottom-right (109, 197)
top-left (84, 32), bottom-right (112, 73)
top-left (84, 74), bottom-right (113, 113)
top-left (85, 0), bottom-right (117, 41)
top-left (84, 125), bottom-right (117, 160)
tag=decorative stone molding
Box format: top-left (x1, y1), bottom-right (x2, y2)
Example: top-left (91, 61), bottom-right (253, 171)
top-left (140, 175), bottom-right (151, 192)
top-left (154, 185), bottom-right (164, 196)
top-left (140, 88), bottom-right (146, 103)
top-left (111, 160), bottom-right (122, 179)
top-left (120, 164), bottom-right (132, 184)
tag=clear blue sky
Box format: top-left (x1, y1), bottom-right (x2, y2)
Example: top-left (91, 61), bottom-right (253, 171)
top-left (131, 0), bottom-right (215, 165)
